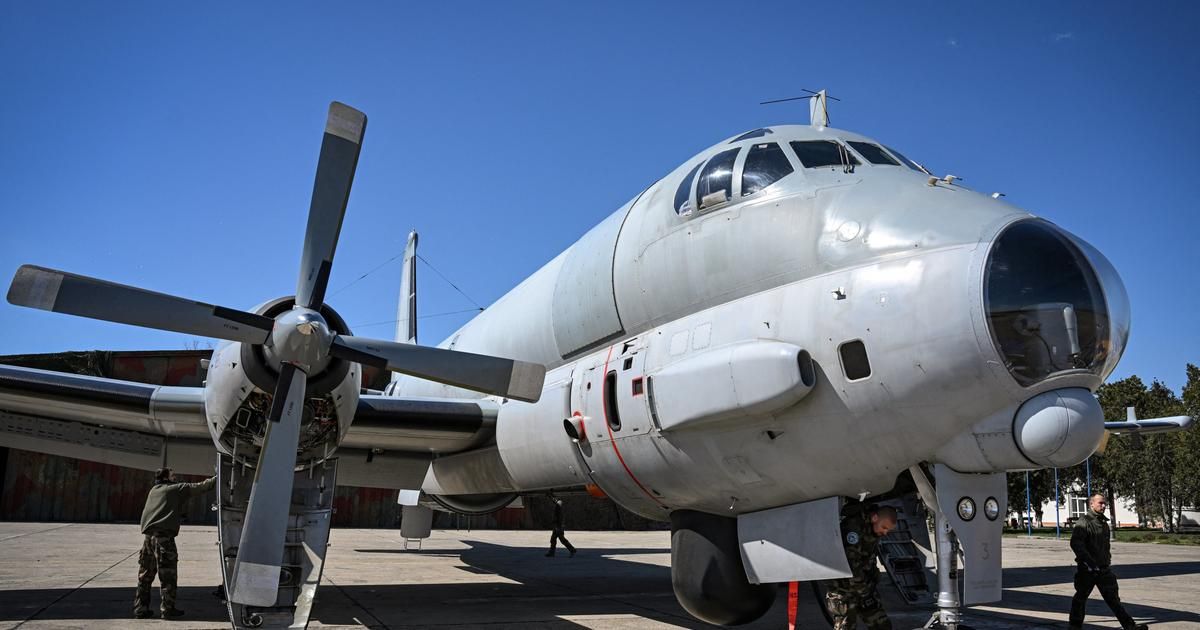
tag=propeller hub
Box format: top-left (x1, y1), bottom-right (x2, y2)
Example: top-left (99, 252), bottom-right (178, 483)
top-left (266, 307), bottom-right (333, 372)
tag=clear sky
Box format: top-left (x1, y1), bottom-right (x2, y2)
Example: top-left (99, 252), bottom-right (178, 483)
top-left (1, 2), bottom-right (1197, 392)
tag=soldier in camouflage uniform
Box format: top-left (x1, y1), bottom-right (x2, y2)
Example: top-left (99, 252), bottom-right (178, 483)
top-left (133, 468), bottom-right (216, 620)
top-left (1069, 494), bottom-right (1148, 630)
top-left (825, 503), bottom-right (898, 630)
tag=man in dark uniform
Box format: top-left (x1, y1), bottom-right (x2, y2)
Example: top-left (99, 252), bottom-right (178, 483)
top-left (545, 497), bottom-right (576, 557)
top-left (133, 468), bottom-right (216, 620)
top-left (825, 503), bottom-right (898, 630)
top-left (1069, 493), bottom-right (1148, 630)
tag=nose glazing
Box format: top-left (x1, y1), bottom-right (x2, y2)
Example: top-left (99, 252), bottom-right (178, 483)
top-left (983, 221), bottom-right (1119, 387)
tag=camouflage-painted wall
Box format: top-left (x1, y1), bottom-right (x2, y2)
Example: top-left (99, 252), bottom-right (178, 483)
top-left (427, 494), bottom-right (667, 531)
top-left (0, 449), bottom-right (664, 530)
top-left (0, 448), bottom-right (216, 524)
top-left (0, 448), bottom-right (409, 528)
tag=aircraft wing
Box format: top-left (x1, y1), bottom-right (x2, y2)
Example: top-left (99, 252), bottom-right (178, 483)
top-left (1096, 412), bottom-right (1194, 455)
top-left (0, 363), bottom-right (499, 486)
top-left (1104, 415), bottom-right (1194, 434)
top-left (0, 362), bottom-right (209, 437)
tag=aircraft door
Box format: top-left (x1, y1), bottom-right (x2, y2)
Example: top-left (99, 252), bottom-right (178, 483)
top-left (570, 340), bottom-right (666, 519)
top-left (607, 340), bottom-right (653, 437)
top-left (571, 340), bottom-right (652, 441)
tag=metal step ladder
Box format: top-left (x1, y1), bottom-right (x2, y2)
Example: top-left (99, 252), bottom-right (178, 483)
top-left (217, 454), bottom-right (337, 629)
top-left (876, 494), bottom-right (936, 605)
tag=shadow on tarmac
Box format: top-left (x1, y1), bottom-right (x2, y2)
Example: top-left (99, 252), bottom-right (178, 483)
top-left (1, 539), bottom-right (1197, 629)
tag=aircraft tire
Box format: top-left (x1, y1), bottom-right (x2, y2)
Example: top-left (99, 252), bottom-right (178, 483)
top-left (669, 509), bottom-right (776, 626)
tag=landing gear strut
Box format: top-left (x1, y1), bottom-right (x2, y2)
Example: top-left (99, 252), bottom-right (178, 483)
top-left (922, 505), bottom-right (972, 630)
top-left (909, 464), bottom-right (998, 630)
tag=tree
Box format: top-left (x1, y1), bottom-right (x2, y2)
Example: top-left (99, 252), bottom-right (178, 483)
top-left (1137, 380), bottom-right (1186, 531)
top-left (1172, 365), bottom-right (1200, 519)
top-left (1095, 376), bottom-right (1150, 527)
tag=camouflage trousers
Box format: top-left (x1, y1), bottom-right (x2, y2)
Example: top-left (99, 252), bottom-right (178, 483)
top-left (133, 534), bottom-right (178, 614)
top-left (826, 585), bottom-right (892, 630)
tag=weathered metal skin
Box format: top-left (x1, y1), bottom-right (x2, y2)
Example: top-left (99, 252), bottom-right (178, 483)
top-left (396, 124), bottom-right (1128, 521)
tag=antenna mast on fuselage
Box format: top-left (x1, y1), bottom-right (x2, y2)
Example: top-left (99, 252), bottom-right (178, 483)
top-left (759, 88), bottom-right (841, 128)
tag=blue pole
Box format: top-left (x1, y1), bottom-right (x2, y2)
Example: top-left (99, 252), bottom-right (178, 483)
top-left (1055, 467), bottom-right (1061, 539)
top-left (1025, 471), bottom-right (1032, 537)
top-left (1086, 457), bottom-right (1092, 497)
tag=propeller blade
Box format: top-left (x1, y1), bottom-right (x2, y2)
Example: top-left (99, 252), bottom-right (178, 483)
top-left (229, 363), bottom-right (306, 606)
top-left (330, 335), bottom-right (545, 403)
top-left (7, 265), bottom-right (273, 344)
top-left (295, 102), bottom-right (367, 309)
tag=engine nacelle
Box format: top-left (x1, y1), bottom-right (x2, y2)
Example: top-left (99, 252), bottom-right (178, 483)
top-left (495, 374), bottom-right (592, 490)
top-left (670, 510), bottom-right (776, 626)
top-left (203, 296), bottom-right (361, 467)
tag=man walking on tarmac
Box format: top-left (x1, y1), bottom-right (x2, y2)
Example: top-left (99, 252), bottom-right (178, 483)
top-left (825, 503), bottom-right (897, 630)
top-left (133, 468), bottom-right (216, 620)
top-left (1069, 493), bottom-right (1148, 630)
top-left (545, 497), bottom-right (576, 557)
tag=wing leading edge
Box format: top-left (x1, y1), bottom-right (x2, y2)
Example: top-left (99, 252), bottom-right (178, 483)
top-left (0, 363), bottom-right (504, 485)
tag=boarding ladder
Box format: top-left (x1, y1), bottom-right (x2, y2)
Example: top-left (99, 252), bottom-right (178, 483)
top-left (876, 494), bottom-right (936, 605)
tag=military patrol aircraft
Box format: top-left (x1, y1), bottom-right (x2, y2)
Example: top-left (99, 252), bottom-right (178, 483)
top-left (1, 96), bottom-right (1192, 630)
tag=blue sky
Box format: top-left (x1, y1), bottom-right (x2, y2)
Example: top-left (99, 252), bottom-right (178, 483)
top-left (1, 2), bottom-right (1197, 392)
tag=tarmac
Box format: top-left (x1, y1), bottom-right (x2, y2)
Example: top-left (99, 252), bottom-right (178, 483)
top-left (0, 523), bottom-right (1196, 629)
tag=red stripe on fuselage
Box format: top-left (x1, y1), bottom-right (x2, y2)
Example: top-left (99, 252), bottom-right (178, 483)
top-left (600, 344), bottom-right (667, 509)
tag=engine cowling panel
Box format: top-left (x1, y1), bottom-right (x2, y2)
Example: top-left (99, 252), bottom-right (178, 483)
top-left (203, 297), bottom-right (360, 468)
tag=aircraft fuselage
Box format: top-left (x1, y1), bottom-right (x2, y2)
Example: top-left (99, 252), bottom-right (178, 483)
top-left (395, 124), bottom-right (1125, 519)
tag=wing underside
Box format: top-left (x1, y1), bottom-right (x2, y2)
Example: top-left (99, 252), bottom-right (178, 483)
top-left (0, 363), bottom-right (497, 488)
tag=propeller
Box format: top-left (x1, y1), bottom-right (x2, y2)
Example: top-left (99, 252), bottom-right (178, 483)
top-left (7, 265), bottom-right (274, 345)
top-left (6, 101), bottom-right (547, 606)
top-left (229, 362), bottom-right (306, 606)
top-left (331, 335), bottom-right (544, 402)
top-left (296, 102), bottom-right (365, 310)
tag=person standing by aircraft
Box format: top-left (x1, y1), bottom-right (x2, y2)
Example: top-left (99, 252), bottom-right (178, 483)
top-left (1069, 494), bottom-right (1148, 630)
top-left (825, 504), bottom-right (898, 630)
top-left (545, 497), bottom-right (576, 557)
top-left (133, 468), bottom-right (216, 619)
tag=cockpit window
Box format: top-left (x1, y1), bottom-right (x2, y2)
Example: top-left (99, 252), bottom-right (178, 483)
top-left (847, 141), bottom-right (900, 166)
top-left (790, 140), bottom-right (860, 169)
top-left (674, 162), bottom-right (702, 214)
top-left (730, 128), bottom-right (774, 143)
top-left (696, 148), bottom-right (739, 209)
top-left (884, 145), bottom-right (927, 173)
top-left (741, 143), bottom-right (793, 197)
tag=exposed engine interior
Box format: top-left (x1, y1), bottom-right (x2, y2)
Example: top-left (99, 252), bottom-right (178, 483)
top-left (212, 296), bottom-right (356, 468)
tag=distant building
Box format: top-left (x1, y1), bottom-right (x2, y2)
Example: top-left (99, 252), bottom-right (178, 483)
top-left (1024, 491), bottom-right (1198, 530)
top-left (1032, 492), bottom-right (1141, 528)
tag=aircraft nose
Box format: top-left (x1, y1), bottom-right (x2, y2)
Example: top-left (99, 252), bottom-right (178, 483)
top-left (982, 220), bottom-right (1129, 387)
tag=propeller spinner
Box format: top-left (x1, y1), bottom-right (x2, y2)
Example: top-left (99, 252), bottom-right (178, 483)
top-left (6, 101), bottom-right (546, 607)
